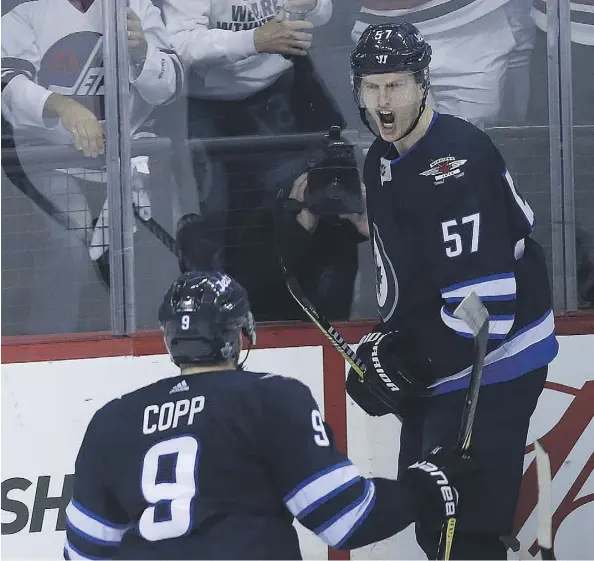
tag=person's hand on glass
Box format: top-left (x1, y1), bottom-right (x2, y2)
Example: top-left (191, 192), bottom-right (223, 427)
top-left (282, 0), bottom-right (318, 18)
top-left (254, 18), bottom-right (313, 56)
top-left (43, 94), bottom-right (104, 158)
top-left (126, 8), bottom-right (148, 69)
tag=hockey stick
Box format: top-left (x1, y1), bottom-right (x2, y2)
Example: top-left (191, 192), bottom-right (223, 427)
top-left (500, 535), bottom-right (532, 561)
top-left (501, 439), bottom-right (554, 561)
top-left (436, 292), bottom-right (489, 561)
top-left (273, 191), bottom-right (366, 376)
top-left (4, 161), bottom-right (74, 233)
top-left (272, 192), bottom-right (409, 413)
top-left (133, 207), bottom-right (179, 258)
top-left (276, 245), bottom-right (409, 411)
top-left (534, 439), bottom-right (554, 560)
top-left (280, 253), bottom-right (367, 378)
top-left (5, 156), bottom-right (180, 259)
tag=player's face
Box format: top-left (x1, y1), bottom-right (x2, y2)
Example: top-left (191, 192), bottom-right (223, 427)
top-left (360, 72), bottom-right (423, 142)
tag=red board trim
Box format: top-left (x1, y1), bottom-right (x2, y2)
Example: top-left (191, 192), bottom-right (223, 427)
top-left (2, 313), bottom-right (593, 560)
top-left (2, 313), bottom-right (593, 364)
top-left (0, 321), bottom-right (371, 363)
top-left (323, 346), bottom-right (351, 561)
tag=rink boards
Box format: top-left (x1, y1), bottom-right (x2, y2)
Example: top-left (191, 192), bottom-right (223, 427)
top-left (2, 330), bottom-right (593, 560)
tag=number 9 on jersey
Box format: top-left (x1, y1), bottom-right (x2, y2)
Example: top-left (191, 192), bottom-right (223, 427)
top-left (139, 435), bottom-right (200, 541)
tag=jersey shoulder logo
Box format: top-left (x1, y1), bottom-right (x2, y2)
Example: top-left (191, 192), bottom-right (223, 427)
top-left (380, 157), bottom-right (392, 185)
top-left (39, 32), bottom-right (104, 95)
top-left (38, 31), bottom-right (105, 119)
top-left (372, 223), bottom-right (398, 321)
top-left (420, 156), bottom-right (467, 185)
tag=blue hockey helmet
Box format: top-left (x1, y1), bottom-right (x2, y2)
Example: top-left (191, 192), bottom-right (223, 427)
top-left (350, 22), bottom-right (432, 140)
top-left (159, 271), bottom-right (256, 367)
top-left (350, 22), bottom-right (431, 78)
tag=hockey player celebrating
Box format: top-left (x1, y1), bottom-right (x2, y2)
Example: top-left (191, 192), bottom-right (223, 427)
top-left (346, 21), bottom-right (559, 560)
top-left (64, 270), bottom-right (474, 560)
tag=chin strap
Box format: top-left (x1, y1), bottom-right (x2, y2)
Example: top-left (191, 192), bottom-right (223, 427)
top-left (237, 339), bottom-right (253, 370)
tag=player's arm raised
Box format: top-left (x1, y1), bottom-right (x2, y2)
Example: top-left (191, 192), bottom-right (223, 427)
top-left (258, 376), bottom-right (467, 550)
top-left (430, 137), bottom-right (535, 348)
top-left (126, 2), bottom-right (184, 106)
top-left (63, 405), bottom-right (130, 561)
top-left (162, 0), bottom-right (314, 67)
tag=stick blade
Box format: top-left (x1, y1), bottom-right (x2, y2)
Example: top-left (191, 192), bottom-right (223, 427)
top-left (453, 292), bottom-right (489, 337)
top-left (535, 439), bottom-right (553, 554)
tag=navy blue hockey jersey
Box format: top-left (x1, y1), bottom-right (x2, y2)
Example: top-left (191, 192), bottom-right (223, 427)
top-left (64, 370), bottom-right (418, 560)
top-left (363, 113), bottom-right (558, 396)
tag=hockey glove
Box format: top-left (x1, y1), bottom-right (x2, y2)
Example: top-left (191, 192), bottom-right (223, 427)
top-left (403, 446), bottom-right (478, 529)
top-left (346, 330), bottom-right (432, 417)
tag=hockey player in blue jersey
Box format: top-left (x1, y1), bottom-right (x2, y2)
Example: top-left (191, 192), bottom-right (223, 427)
top-left (64, 270), bottom-right (475, 560)
top-left (345, 22), bottom-right (559, 560)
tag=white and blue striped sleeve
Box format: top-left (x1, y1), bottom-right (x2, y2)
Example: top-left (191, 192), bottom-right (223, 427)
top-left (260, 377), bottom-right (416, 550)
top-left (64, 500), bottom-right (129, 560)
top-left (64, 408), bottom-right (130, 560)
top-left (440, 272), bottom-right (517, 341)
top-left (491, 140), bottom-right (535, 260)
top-left (431, 139), bottom-right (540, 344)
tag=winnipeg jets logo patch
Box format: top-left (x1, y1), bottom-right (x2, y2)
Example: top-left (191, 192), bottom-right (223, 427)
top-left (420, 157), bottom-right (466, 185)
top-left (372, 224), bottom-right (398, 321)
top-left (380, 157), bottom-right (392, 185)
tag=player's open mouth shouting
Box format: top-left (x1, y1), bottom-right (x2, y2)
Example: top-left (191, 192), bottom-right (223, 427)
top-left (350, 30), bottom-right (431, 143)
top-left (378, 110), bottom-right (396, 129)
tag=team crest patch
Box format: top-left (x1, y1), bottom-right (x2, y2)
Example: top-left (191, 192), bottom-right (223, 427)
top-left (420, 157), bottom-right (467, 185)
top-left (380, 157), bottom-right (392, 185)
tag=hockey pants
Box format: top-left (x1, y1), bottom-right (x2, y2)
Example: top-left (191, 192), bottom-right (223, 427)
top-left (397, 366), bottom-right (548, 560)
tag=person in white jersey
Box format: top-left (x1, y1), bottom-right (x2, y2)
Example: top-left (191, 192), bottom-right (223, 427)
top-left (1, 0), bottom-right (183, 333)
top-left (350, 0), bottom-right (536, 128)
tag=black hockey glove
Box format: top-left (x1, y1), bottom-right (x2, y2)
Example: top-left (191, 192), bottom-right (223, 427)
top-left (346, 330), bottom-right (433, 417)
top-left (403, 446), bottom-right (478, 529)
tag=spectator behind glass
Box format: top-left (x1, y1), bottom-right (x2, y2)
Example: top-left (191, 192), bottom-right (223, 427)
top-left (1, 0), bottom-right (183, 334)
top-left (161, 0), bottom-right (362, 322)
top-left (347, 0), bottom-right (535, 129)
top-left (526, 0), bottom-right (594, 308)
top-left (273, 141), bottom-right (369, 321)
top-left (527, 0), bottom-right (594, 126)
top-left (163, 0), bottom-right (331, 98)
